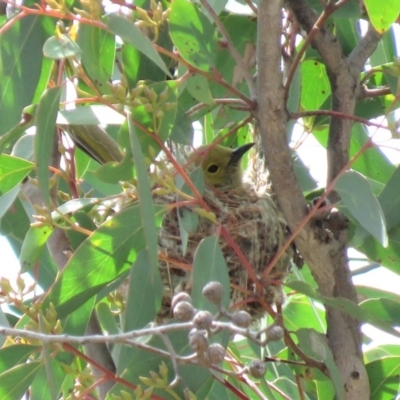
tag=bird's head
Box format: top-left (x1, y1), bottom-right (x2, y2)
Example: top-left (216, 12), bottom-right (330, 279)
top-left (194, 143), bottom-right (255, 189)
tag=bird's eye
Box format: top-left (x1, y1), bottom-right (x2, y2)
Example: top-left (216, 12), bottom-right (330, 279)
top-left (207, 164), bottom-right (219, 173)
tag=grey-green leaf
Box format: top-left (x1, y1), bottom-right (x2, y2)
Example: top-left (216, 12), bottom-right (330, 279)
top-left (335, 170), bottom-right (388, 247)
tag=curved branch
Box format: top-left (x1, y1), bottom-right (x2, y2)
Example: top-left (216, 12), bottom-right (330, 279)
top-left (257, 1), bottom-right (375, 399)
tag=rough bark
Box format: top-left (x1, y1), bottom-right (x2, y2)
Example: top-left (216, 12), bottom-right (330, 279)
top-left (256, 1), bottom-right (381, 398)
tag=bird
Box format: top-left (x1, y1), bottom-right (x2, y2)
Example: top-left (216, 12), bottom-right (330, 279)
top-left (156, 142), bottom-right (293, 319)
top-left (192, 142), bottom-right (255, 190)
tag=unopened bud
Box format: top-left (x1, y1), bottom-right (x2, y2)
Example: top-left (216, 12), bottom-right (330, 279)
top-left (171, 292), bottom-right (192, 310)
top-left (202, 281), bottom-right (223, 305)
top-left (248, 359), bottom-right (266, 378)
top-left (231, 311), bottom-right (252, 328)
top-left (173, 301), bottom-right (195, 322)
top-left (193, 311), bottom-right (213, 330)
top-left (207, 343), bottom-right (225, 364)
top-left (188, 330), bottom-right (209, 353)
top-left (266, 324), bottom-right (284, 342)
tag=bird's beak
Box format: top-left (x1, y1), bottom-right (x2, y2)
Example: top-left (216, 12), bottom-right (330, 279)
top-left (229, 142), bottom-right (255, 165)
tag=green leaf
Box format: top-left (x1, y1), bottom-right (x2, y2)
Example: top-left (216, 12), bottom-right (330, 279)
top-left (0, 16), bottom-right (46, 134)
top-left (363, 0), bottom-right (400, 34)
top-left (365, 344), bottom-right (400, 363)
top-left (192, 236), bottom-right (230, 312)
top-left (286, 280), bottom-right (400, 338)
top-left (0, 155), bottom-right (34, 195)
top-left (356, 224), bottom-right (400, 273)
top-left (34, 87), bottom-right (61, 207)
top-left (316, 379), bottom-right (335, 400)
top-left (30, 360), bottom-right (65, 400)
top-left (128, 113), bottom-right (162, 284)
top-left (19, 224), bottom-right (54, 272)
top-left (118, 250), bottom-right (163, 372)
top-left (293, 155), bottom-right (317, 192)
top-left (357, 285), bottom-right (400, 304)
top-left (185, 73), bottom-right (214, 105)
top-left (43, 35), bottom-right (82, 59)
top-left (335, 170), bottom-right (388, 247)
top-left (287, 59), bottom-right (301, 114)
top-left (169, 0), bottom-right (217, 71)
top-left (45, 204), bottom-right (164, 318)
top-left (51, 198), bottom-right (100, 220)
top-left (283, 294), bottom-right (326, 333)
top-left (77, 25), bottom-right (115, 94)
top-left (0, 197), bottom-right (32, 256)
top-left (0, 345), bottom-right (38, 374)
top-left (177, 167), bottom-right (205, 253)
top-left (196, 379), bottom-right (231, 400)
top-left (0, 361), bottom-right (42, 400)
top-left (300, 60), bottom-right (330, 111)
top-left (124, 249), bottom-right (162, 332)
top-left (0, 104), bottom-right (37, 154)
top-left (96, 301), bottom-right (119, 335)
top-left (370, 29), bottom-right (396, 67)
top-left (367, 357), bottom-right (400, 400)
top-left (313, 124), bottom-right (395, 184)
top-left (105, 15), bottom-right (171, 77)
top-left (63, 296), bottom-right (95, 337)
top-left (296, 328), bottom-right (344, 400)
top-left (305, 0), bottom-right (360, 18)
top-left (120, 20), bottom-right (173, 86)
top-left (94, 154), bottom-right (133, 183)
top-left (349, 124), bottom-right (394, 184)
top-left (377, 166), bottom-right (400, 230)
top-left (360, 298), bottom-right (400, 326)
top-left (334, 17), bottom-right (360, 56)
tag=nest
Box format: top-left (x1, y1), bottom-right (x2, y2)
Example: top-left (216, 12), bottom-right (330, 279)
top-left (156, 181), bottom-right (293, 319)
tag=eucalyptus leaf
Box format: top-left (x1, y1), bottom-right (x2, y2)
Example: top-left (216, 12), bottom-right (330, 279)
top-left (0, 154), bottom-right (33, 195)
top-left (44, 204), bottom-right (164, 318)
top-left (43, 35), bottom-right (82, 59)
top-left (363, 0), bottom-right (400, 34)
top-left (335, 170), bottom-right (388, 247)
top-left (0, 361), bottom-right (42, 400)
top-left (169, 0), bottom-right (217, 71)
top-left (106, 15), bottom-right (171, 77)
top-left (296, 328), bottom-right (344, 400)
top-left (367, 357), bottom-right (400, 400)
top-left (192, 236), bottom-right (230, 312)
top-left (34, 87), bottom-right (61, 207)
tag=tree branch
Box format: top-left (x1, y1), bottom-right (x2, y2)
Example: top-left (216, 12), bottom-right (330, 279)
top-left (348, 23), bottom-right (382, 71)
top-left (199, 0), bottom-right (257, 99)
top-left (257, 1), bottom-right (375, 398)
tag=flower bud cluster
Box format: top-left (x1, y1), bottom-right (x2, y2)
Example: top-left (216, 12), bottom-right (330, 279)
top-left (134, 0), bottom-right (171, 33)
top-left (171, 282), bottom-right (227, 366)
top-left (171, 281), bottom-right (284, 375)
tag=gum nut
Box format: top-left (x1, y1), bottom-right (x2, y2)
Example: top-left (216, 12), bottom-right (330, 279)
top-left (266, 325), bottom-right (284, 341)
top-left (171, 292), bottom-right (192, 309)
top-left (193, 310), bottom-right (213, 330)
top-left (189, 331), bottom-right (209, 353)
top-left (248, 359), bottom-right (266, 378)
top-left (207, 343), bottom-right (226, 364)
top-left (173, 301), bottom-right (195, 322)
top-left (202, 281), bottom-right (224, 304)
top-left (231, 310), bottom-right (252, 328)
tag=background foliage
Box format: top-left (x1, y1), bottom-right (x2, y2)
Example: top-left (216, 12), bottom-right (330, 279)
top-left (0, 0), bottom-right (400, 399)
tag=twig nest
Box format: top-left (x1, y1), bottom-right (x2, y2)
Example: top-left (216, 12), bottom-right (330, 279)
top-left (156, 182), bottom-right (292, 319)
